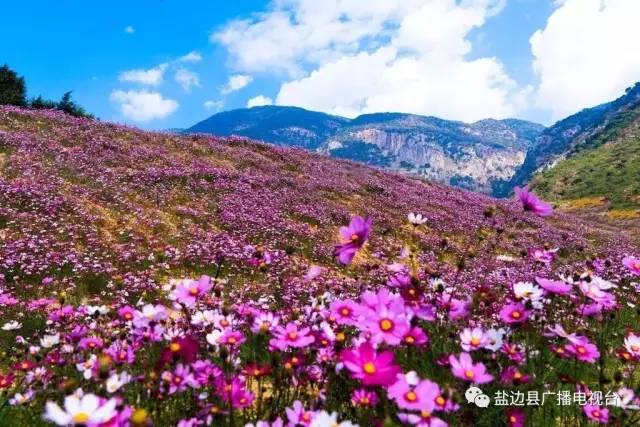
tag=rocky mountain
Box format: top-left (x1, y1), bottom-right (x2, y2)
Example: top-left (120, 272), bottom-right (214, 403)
top-left (498, 82), bottom-right (640, 196)
top-left (188, 106), bottom-right (544, 194)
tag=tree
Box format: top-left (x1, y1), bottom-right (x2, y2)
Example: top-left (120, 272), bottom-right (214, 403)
top-left (0, 64), bottom-right (27, 106)
top-left (56, 91), bottom-right (93, 119)
top-left (30, 95), bottom-right (57, 109)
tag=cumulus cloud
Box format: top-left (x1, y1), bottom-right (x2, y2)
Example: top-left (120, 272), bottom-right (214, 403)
top-left (180, 51), bottom-right (203, 63)
top-left (110, 89), bottom-right (178, 121)
top-left (119, 63), bottom-right (168, 86)
top-left (247, 95), bottom-right (273, 108)
top-left (124, 26), bottom-right (135, 34)
top-left (531, 0), bottom-right (640, 120)
top-left (221, 74), bottom-right (254, 95)
top-left (204, 100), bottom-right (224, 111)
top-left (174, 68), bottom-right (201, 91)
top-left (213, 0), bottom-right (524, 121)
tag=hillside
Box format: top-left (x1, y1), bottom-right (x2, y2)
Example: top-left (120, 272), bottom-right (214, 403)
top-left (500, 82), bottom-right (640, 196)
top-left (531, 104), bottom-right (640, 212)
top-left (1, 107), bottom-right (640, 426)
top-left (188, 106), bottom-right (545, 194)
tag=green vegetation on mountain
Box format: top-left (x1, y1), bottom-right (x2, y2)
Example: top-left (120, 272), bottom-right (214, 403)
top-left (531, 108), bottom-right (640, 211)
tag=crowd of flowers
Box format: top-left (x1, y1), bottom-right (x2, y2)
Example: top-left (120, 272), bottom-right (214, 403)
top-left (0, 107), bottom-right (639, 426)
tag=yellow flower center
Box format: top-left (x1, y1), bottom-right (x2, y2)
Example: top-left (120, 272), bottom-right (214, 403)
top-left (509, 415), bottom-right (517, 423)
top-left (336, 332), bottom-right (346, 342)
top-left (227, 337), bottom-right (237, 344)
top-left (464, 370), bottom-right (475, 379)
top-left (350, 234), bottom-right (359, 242)
top-left (577, 346), bottom-right (586, 354)
top-left (340, 307), bottom-right (350, 316)
top-left (360, 397), bottom-right (369, 405)
top-left (363, 362), bottom-right (377, 374)
top-left (513, 371), bottom-right (523, 380)
top-left (471, 337), bottom-right (481, 346)
top-left (73, 412), bottom-right (90, 423)
top-left (405, 391), bottom-right (418, 402)
top-left (421, 411), bottom-right (431, 419)
top-left (593, 410), bottom-right (601, 418)
top-left (379, 319), bottom-right (393, 331)
top-left (189, 286), bottom-right (199, 296)
top-left (511, 311), bottom-right (521, 319)
top-left (287, 332), bottom-right (298, 341)
top-left (170, 342), bottom-right (181, 352)
top-left (220, 319), bottom-right (229, 327)
top-left (436, 396), bottom-right (445, 406)
top-left (405, 336), bottom-right (415, 344)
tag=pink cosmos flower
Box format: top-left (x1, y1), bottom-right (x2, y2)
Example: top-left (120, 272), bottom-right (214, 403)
top-left (218, 330), bottom-right (246, 347)
top-left (340, 342), bottom-right (402, 386)
top-left (499, 303), bottom-right (530, 325)
top-left (171, 275), bottom-right (213, 307)
top-left (448, 352), bottom-right (493, 384)
top-left (403, 326), bottom-right (429, 347)
top-left (506, 408), bottom-right (526, 427)
top-left (334, 216), bottom-right (372, 265)
top-left (624, 334), bottom-right (640, 357)
top-left (565, 338), bottom-right (600, 363)
top-left (285, 400), bottom-right (313, 426)
top-left (535, 277), bottom-right (572, 295)
top-left (161, 364), bottom-right (199, 394)
top-left (351, 389), bottom-right (378, 407)
top-left (514, 186), bottom-right (553, 217)
top-left (583, 405), bottom-right (609, 424)
top-left (251, 312), bottom-right (280, 333)
top-left (388, 373), bottom-right (441, 411)
top-left (530, 247), bottom-right (558, 264)
top-left (459, 328), bottom-right (488, 352)
top-left (623, 256), bottom-right (640, 275)
top-left (363, 303), bottom-right (411, 346)
top-left (78, 337), bottom-right (104, 351)
top-left (269, 323), bottom-right (315, 350)
top-left (329, 299), bottom-right (361, 326)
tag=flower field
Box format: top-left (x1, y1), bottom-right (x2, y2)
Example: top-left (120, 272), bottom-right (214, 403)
top-left (0, 106), bottom-right (639, 426)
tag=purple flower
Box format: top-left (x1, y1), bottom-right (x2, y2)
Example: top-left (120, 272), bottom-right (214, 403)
top-left (171, 275), bottom-right (213, 307)
top-left (535, 277), bottom-right (572, 295)
top-left (334, 216), bottom-right (372, 264)
top-left (388, 373), bottom-right (440, 412)
top-left (514, 186), bottom-right (553, 217)
top-left (449, 352), bottom-right (493, 384)
top-left (499, 303), bottom-right (530, 325)
top-left (269, 323), bottom-right (315, 350)
top-left (623, 256), bottom-right (640, 275)
top-left (340, 342), bottom-right (402, 386)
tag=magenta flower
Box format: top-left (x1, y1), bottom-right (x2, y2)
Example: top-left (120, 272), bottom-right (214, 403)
top-left (530, 247), bottom-right (558, 264)
top-left (397, 411), bottom-right (448, 427)
top-left (499, 303), bottom-right (530, 325)
top-left (449, 352), bottom-right (493, 384)
top-left (623, 256), bottom-right (640, 275)
top-left (171, 275), bottom-right (213, 307)
top-left (329, 299), bottom-right (361, 326)
top-left (78, 337), bottom-right (104, 351)
top-left (565, 338), bottom-right (600, 363)
top-left (334, 215), bottom-right (372, 264)
top-left (507, 408), bottom-right (526, 427)
top-left (161, 364), bottom-right (199, 394)
top-left (351, 389), bottom-right (378, 407)
top-left (340, 342), bottom-right (401, 386)
top-left (583, 405), bottom-right (609, 424)
top-left (219, 330), bottom-right (246, 347)
top-left (363, 303), bottom-right (411, 346)
top-left (403, 326), bottom-right (429, 346)
top-left (388, 374), bottom-right (440, 411)
top-left (535, 277), bottom-right (572, 295)
top-left (269, 323), bottom-right (315, 350)
top-left (514, 186), bottom-right (553, 217)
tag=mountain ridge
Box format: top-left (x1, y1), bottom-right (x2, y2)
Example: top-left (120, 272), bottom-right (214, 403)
top-left (188, 106), bottom-right (545, 194)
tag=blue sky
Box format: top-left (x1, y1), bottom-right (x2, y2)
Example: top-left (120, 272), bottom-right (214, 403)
top-left (2, 0), bottom-right (639, 129)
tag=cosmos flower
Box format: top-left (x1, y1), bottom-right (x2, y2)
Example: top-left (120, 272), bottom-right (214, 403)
top-left (459, 327), bottom-right (488, 352)
top-left (1, 320), bottom-right (21, 330)
top-left (329, 299), bottom-right (361, 326)
top-left (408, 212), bottom-right (428, 225)
top-left (270, 323), bottom-right (315, 350)
top-left (334, 216), bottom-right (372, 265)
top-left (514, 186), bottom-right (553, 217)
top-left (529, 248), bottom-right (558, 264)
top-left (535, 277), bottom-right (572, 295)
top-left (340, 342), bottom-right (401, 386)
top-left (388, 373), bottom-right (440, 411)
top-left (565, 339), bottom-right (600, 363)
top-left (622, 256), bottom-right (640, 275)
top-left (171, 275), bottom-right (213, 307)
top-left (363, 302), bottom-right (411, 346)
top-left (624, 334), bottom-right (640, 357)
top-left (448, 352), bottom-right (493, 384)
top-left (499, 303), bottom-right (530, 325)
top-left (285, 400), bottom-right (314, 426)
top-left (310, 411), bottom-right (358, 427)
top-left (582, 405), bottom-right (609, 424)
top-left (44, 391), bottom-right (117, 426)
top-left (506, 408), bottom-right (526, 427)
top-left (351, 389), bottom-right (378, 407)
top-left (397, 411), bottom-right (448, 427)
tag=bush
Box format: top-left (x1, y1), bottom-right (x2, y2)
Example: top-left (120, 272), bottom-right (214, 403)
top-left (0, 64), bottom-right (27, 106)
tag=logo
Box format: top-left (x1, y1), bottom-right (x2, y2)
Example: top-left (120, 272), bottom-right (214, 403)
top-left (465, 386), bottom-right (491, 408)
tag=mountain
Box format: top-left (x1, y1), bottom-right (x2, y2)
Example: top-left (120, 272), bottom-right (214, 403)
top-left (531, 98), bottom-right (640, 212)
top-left (499, 82), bottom-right (640, 196)
top-left (188, 106), bottom-right (544, 194)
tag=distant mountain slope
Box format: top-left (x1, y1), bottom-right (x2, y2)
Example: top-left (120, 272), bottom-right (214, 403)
top-left (188, 106), bottom-right (544, 194)
top-left (531, 103), bottom-right (640, 211)
top-left (498, 82), bottom-right (640, 196)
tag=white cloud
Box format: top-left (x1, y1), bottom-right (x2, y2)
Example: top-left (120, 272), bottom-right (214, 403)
top-left (174, 68), bottom-right (201, 91)
top-left (204, 100), bottom-right (224, 111)
top-left (247, 95), bottom-right (273, 108)
top-left (531, 0), bottom-right (640, 121)
top-left (119, 63), bottom-right (168, 86)
top-left (221, 74), bottom-right (254, 95)
top-left (180, 51), bottom-right (203, 63)
top-left (213, 0), bottom-right (524, 122)
top-left (110, 89), bottom-right (178, 122)
top-left (124, 26), bottom-right (135, 34)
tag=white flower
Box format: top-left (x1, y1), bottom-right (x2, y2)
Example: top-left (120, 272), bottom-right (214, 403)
top-left (206, 329), bottom-right (222, 347)
top-left (624, 335), bottom-right (640, 357)
top-left (85, 305), bottom-right (109, 316)
top-left (311, 411), bottom-right (358, 427)
top-left (76, 355), bottom-right (97, 380)
top-left (483, 328), bottom-right (506, 352)
top-left (191, 310), bottom-right (216, 326)
top-left (460, 327), bottom-right (488, 351)
top-left (407, 212), bottom-right (427, 225)
top-left (40, 333), bottom-right (60, 348)
top-left (44, 392), bottom-right (117, 426)
top-left (513, 282), bottom-right (543, 306)
top-left (9, 390), bottom-right (34, 405)
top-left (2, 320), bottom-right (22, 330)
top-left (496, 254), bottom-right (516, 262)
top-left (105, 371), bottom-right (131, 393)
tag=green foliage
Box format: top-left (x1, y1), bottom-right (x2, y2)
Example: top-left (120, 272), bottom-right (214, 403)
top-left (29, 95), bottom-right (57, 109)
top-left (0, 64), bottom-right (27, 106)
top-left (532, 129), bottom-right (640, 209)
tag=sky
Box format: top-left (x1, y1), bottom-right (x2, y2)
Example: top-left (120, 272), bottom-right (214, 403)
top-left (2, 0), bottom-right (639, 129)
